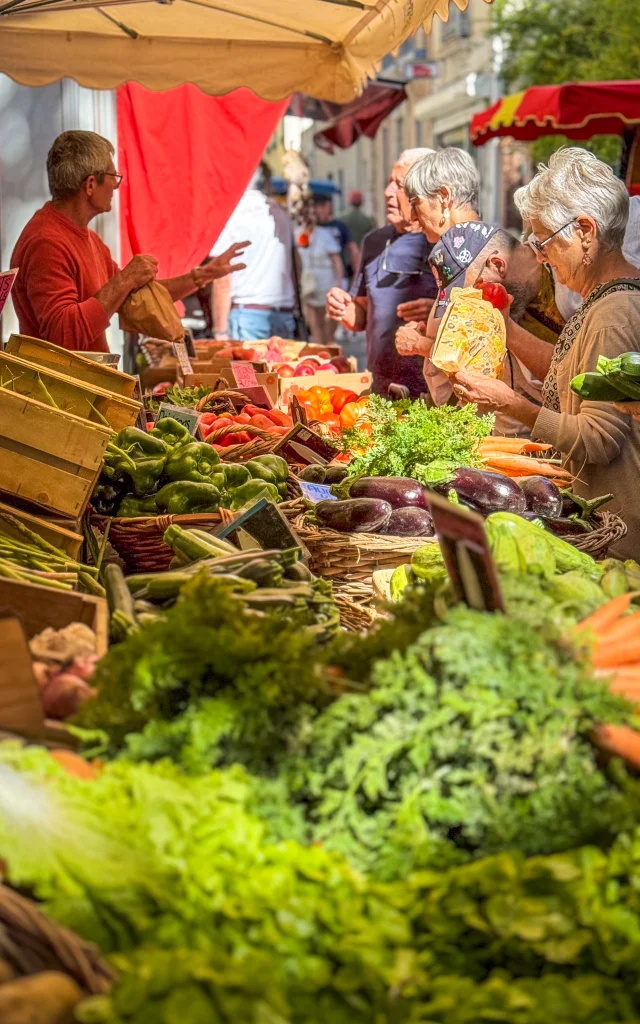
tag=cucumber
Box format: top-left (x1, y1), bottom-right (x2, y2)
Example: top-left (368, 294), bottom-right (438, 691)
top-left (570, 372), bottom-right (627, 401)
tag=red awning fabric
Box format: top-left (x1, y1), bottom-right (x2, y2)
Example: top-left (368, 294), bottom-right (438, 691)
top-left (471, 81), bottom-right (640, 146)
top-left (314, 80), bottom-right (407, 153)
top-left (117, 84), bottom-right (288, 279)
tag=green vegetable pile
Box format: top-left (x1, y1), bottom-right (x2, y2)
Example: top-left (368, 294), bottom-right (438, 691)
top-left (335, 395), bottom-right (493, 485)
top-left (93, 420), bottom-right (290, 517)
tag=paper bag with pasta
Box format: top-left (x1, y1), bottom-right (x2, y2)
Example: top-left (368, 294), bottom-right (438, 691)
top-left (431, 286), bottom-right (507, 379)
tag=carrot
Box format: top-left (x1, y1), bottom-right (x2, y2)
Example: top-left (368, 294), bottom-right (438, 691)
top-left (481, 456), bottom-right (573, 481)
top-left (591, 724), bottom-right (640, 770)
top-left (595, 610), bottom-right (640, 647)
top-left (593, 639), bottom-right (640, 669)
top-left (577, 592), bottom-right (637, 636)
top-left (479, 438), bottom-right (552, 454)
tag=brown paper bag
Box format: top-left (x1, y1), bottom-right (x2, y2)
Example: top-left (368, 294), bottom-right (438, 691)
top-left (119, 281), bottom-right (184, 341)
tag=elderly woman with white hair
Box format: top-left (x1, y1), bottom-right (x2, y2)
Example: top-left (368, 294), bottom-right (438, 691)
top-left (454, 149), bottom-right (640, 557)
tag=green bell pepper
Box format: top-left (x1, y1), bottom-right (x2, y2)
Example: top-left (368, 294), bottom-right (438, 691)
top-left (245, 459), bottom-right (277, 486)
top-left (155, 481), bottom-right (221, 516)
top-left (248, 454), bottom-right (289, 484)
top-left (150, 417), bottom-right (192, 448)
top-left (164, 442), bottom-right (221, 484)
top-left (230, 480), bottom-right (279, 511)
top-left (117, 494), bottom-right (159, 518)
top-left (116, 426), bottom-right (168, 458)
top-left (221, 463), bottom-right (251, 489)
top-left (129, 455), bottom-right (168, 497)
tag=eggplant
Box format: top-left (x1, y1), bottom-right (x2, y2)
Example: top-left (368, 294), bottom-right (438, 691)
top-left (316, 498), bottom-right (392, 534)
top-left (519, 476), bottom-right (563, 518)
top-left (349, 476), bottom-right (430, 510)
top-left (379, 506), bottom-right (435, 537)
top-left (441, 467), bottom-right (527, 515)
top-left (324, 464), bottom-right (349, 485)
top-left (299, 465), bottom-right (326, 483)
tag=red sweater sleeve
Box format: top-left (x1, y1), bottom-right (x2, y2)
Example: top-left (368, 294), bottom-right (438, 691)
top-left (21, 238), bottom-right (110, 352)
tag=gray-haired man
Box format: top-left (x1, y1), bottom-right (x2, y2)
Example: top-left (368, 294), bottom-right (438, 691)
top-left (326, 148), bottom-right (438, 397)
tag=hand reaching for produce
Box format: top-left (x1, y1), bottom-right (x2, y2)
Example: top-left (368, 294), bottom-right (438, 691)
top-left (453, 370), bottom-right (518, 414)
top-left (395, 320), bottom-right (430, 357)
top-left (396, 297), bottom-right (434, 322)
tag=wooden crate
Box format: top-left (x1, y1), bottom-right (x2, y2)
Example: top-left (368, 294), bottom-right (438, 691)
top-left (0, 501), bottom-right (83, 560)
top-left (0, 576), bottom-right (108, 655)
top-left (0, 351), bottom-right (140, 431)
top-left (0, 389), bottom-right (110, 518)
top-left (6, 334), bottom-right (137, 398)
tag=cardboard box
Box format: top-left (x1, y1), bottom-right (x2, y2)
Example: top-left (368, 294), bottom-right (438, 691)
top-left (278, 371), bottom-right (372, 409)
top-left (140, 365), bottom-right (178, 392)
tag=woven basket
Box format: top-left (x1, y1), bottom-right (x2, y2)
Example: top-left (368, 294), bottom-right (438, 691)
top-left (0, 884), bottom-right (113, 994)
top-left (552, 509), bottom-right (627, 561)
top-left (91, 493), bottom-right (303, 574)
top-left (205, 423), bottom-right (281, 463)
top-left (281, 501), bottom-right (433, 583)
top-left (332, 580), bottom-right (382, 632)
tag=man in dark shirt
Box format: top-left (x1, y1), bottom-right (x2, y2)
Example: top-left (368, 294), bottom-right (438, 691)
top-left (326, 148), bottom-right (436, 397)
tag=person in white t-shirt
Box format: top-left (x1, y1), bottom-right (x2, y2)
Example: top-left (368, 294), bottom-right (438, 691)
top-left (211, 161), bottom-right (298, 340)
top-left (299, 196), bottom-right (345, 344)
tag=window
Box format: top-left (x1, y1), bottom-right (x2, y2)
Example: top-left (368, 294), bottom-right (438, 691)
top-left (441, 7), bottom-right (470, 41)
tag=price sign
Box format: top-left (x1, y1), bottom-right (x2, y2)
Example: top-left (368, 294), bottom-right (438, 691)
top-left (231, 361), bottom-right (258, 388)
top-left (426, 493), bottom-right (504, 613)
top-left (156, 403), bottom-right (201, 436)
top-left (215, 496), bottom-right (309, 560)
top-left (274, 423), bottom-right (338, 465)
top-left (232, 386), bottom-right (273, 410)
top-left (132, 375), bottom-right (147, 431)
top-left (173, 341), bottom-right (193, 376)
top-left (299, 481), bottom-right (336, 503)
top-left (290, 395), bottom-right (309, 425)
top-left (0, 269), bottom-right (18, 321)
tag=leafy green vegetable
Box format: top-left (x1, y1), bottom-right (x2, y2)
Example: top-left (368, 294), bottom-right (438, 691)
top-left (336, 396), bottom-right (493, 484)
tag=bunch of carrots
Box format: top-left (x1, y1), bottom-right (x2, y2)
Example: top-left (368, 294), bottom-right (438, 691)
top-left (478, 436), bottom-right (574, 485)
top-left (578, 593), bottom-right (640, 769)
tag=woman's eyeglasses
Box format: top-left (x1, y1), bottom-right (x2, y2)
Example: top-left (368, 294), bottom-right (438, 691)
top-left (527, 219), bottom-right (575, 256)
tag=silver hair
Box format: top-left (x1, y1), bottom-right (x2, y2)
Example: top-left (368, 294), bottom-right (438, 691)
top-left (47, 131), bottom-right (114, 202)
top-left (403, 148), bottom-right (480, 211)
top-left (397, 147), bottom-right (435, 168)
top-left (514, 147), bottom-right (629, 251)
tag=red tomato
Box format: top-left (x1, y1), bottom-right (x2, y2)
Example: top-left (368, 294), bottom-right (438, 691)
top-left (198, 412), bottom-right (219, 426)
top-left (331, 389), bottom-right (359, 414)
top-left (480, 281), bottom-right (509, 309)
top-left (317, 411), bottom-right (341, 432)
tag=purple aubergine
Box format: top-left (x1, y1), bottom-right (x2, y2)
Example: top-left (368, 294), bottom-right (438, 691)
top-left (519, 476), bottom-right (563, 518)
top-left (379, 506), bottom-right (435, 537)
top-left (349, 476), bottom-right (430, 510)
top-left (316, 498), bottom-right (392, 534)
top-left (444, 467), bottom-right (527, 515)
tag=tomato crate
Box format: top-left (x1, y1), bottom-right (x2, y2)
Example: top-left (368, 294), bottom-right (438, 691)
top-left (0, 350), bottom-right (140, 430)
top-left (0, 388), bottom-right (111, 518)
top-left (6, 333), bottom-right (137, 398)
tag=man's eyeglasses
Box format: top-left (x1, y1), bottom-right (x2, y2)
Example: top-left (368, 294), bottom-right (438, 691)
top-left (527, 219), bottom-right (575, 257)
top-left (87, 171), bottom-right (123, 188)
top-left (381, 237), bottom-right (428, 276)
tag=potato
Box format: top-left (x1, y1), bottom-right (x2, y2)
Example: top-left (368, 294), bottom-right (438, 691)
top-left (0, 971), bottom-right (82, 1024)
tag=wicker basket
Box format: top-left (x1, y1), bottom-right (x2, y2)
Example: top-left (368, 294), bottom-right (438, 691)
top-left (333, 580), bottom-right (382, 631)
top-left (552, 510), bottom-right (627, 561)
top-left (205, 423), bottom-right (281, 463)
top-left (91, 493), bottom-right (304, 574)
top-left (0, 884), bottom-right (113, 994)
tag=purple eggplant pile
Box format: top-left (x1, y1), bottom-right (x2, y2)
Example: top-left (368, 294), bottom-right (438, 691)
top-left (315, 477), bottom-right (435, 536)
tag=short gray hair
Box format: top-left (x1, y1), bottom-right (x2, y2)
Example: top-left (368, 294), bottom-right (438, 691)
top-left (47, 131), bottom-right (115, 202)
top-left (397, 147), bottom-right (435, 168)
top-left (403, 148), bottom-right (480, 211)
top-left (514, 148), bottom-right (629, 251)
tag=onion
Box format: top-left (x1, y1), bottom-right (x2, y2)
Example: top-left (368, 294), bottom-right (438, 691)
top-left (41, 675), bottom-right (94, 720)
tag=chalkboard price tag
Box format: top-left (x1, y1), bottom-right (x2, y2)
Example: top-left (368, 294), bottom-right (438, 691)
top-left (156, 403), bottom-right (201, 436)
top-left (274, 423), bottom-right (338, 465)
top-left (426, 492), bottom-right (504, 613)
top-left (299, 481), bottom-right (336, 503)
top-left (214, 496), bottom-right (309, 560)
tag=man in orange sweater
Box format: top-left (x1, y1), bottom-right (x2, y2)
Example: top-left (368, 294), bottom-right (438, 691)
top-left (11, 131), bottom-right (248, 352)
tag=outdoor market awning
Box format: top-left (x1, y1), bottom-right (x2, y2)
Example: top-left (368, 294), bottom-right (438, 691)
top-left (0, 0), bottom-right (491, 104)
top-left (313, 78), bottom-right (407, 152)
top-left (471, 81), bottom-right (640, 146)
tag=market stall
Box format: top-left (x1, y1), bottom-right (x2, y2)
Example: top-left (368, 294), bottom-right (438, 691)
top-left (470, 79), bottom-right (640, 191)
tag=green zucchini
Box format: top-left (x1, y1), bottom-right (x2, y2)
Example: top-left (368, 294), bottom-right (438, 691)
top-left (621, 352), bottom-right (640, 379)
top-left (570, 372), bottom-right (626, 401)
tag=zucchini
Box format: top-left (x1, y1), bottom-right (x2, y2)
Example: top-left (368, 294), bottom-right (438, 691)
top-left (621, 352), bottom-right (640, 379)
top-left (597, 354), bottom-right (640, 397)
top-left (570, 372), bottom-right (626, 401)
top-left (104, 563), bottom-right (138, 638)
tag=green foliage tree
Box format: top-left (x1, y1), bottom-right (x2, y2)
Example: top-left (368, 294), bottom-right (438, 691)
top-left (492, 0), bottom-right (640, 165)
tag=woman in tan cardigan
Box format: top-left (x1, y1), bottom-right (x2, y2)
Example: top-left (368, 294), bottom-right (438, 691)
top-left (453, 149), bottom-right (640, 558)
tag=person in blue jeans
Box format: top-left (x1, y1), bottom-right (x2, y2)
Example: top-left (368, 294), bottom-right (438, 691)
top-left (211, 161), bottom-right (298, 341)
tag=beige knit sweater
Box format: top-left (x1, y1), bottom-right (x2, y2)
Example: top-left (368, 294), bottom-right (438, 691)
top-left (533, 290), bottom-right (640, 560)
